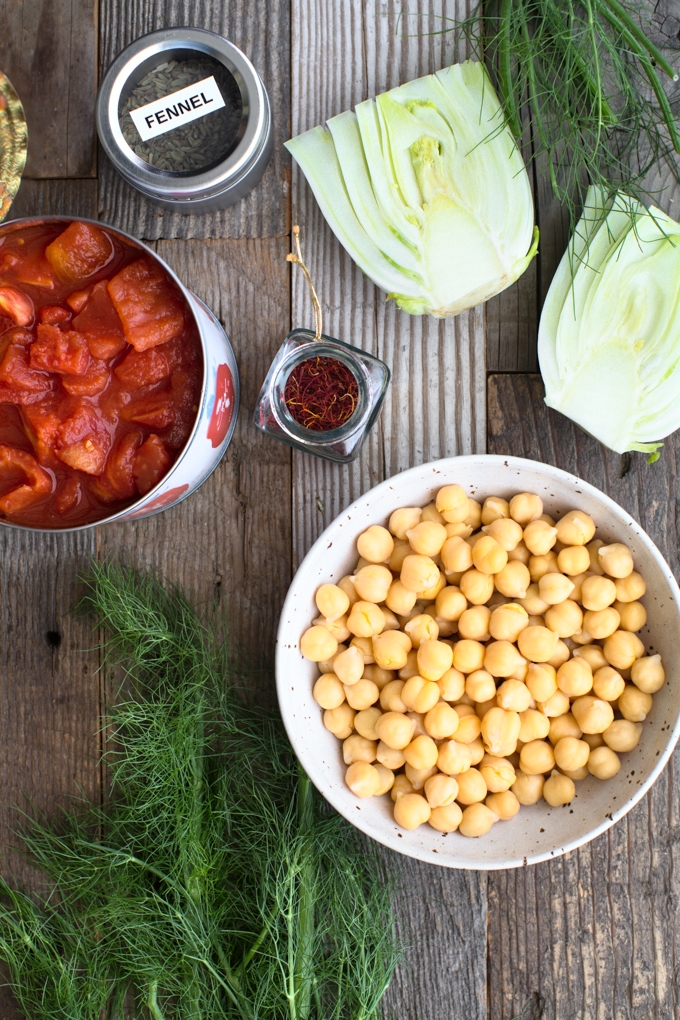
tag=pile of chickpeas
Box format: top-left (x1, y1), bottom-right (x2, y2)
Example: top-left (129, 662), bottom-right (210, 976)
top-left (300, 486), bottom-right (665, 838)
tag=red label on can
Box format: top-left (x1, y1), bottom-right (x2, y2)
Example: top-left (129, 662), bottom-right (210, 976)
top-left (207, 363), bottom-right (235, 448)
top-left (122, 484), bottom-right (190, 520)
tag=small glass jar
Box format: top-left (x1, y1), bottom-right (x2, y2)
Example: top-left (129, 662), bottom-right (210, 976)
top-left (254, 329), bottom-right (390, 463)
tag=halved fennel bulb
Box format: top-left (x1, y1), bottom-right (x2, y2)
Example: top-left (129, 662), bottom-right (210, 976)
top-left (539, 186), bottom-right (680, 457)
top-left (285, 60), bottom-right (538, 318)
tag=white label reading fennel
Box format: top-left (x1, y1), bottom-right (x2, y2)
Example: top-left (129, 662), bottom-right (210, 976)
top-left (129, 76), bottom-right (226, 142)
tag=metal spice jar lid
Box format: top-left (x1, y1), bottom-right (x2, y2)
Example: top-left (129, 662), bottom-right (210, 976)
top-left (96, 27), bottom-right (272, 213)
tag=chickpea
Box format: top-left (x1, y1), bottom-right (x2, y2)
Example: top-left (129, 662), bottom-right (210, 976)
top-left (351, 636), bottom-right (375, 663)
top-left (300, 623), bottom-right (339, 664)
top-left (631, 654), bottom-right (665, 694)
top-left (323, 703), bottom-right (356, 739)
top-left (480, 754), bottom-right (516, 793)
top-left (487, 604), bottom-right (528, 645)
top-left (406, 711), bottom-right (427, 737)
top-left (403, 734), bottom-right (439, 771)
top-left (432, 588), bottom-right (465, 625)
top-left (458, 569), bottom-right (494, 606)
top-left (467, 737), bottom-right (486, 765)
top-left (544, 599), bottom-right (583, 638)
top-left (512, 771), bottom-right (545, 805)
top-left (388, 539), bottom-right (412, 573)
top-left (389, 507), bottom-right (422, 540)
top-left (602, 719), bottom-right (642, 752)
top-left (403, 614), bottom-right (438, 649)
top-left (479, 640), bottom-right (523, 679)
top-left (481, 496), bottom-right (510, 525)
top-left (371, 763), bottom-right (394, 796)
top-left (543, 770), bottom-right (576, 806)
top-left (486, 790), bottom-right (521, 820)
top-left (555, 510), bottom-right (596, 546)
top-left (548, 713), bottom-right (582, 745)
top-left (490, 563), bottom-right (529, 602)
top-left (434, 483), bottom-right (469, 524)
top-left (351, 565), bottom-right (392, 604)
top-left (592, 665), bottom-right (626, 702)
top-left (603, 630), bottom-right (645, 670)
top-left (583, 608), bottom-right (620, 641)
top-left (526, 662), bottom-right (558, 702)
top-left (580, 575), bottom-right (617, 612)
top-left (515, 584), bottom-right (549, 618)
top-left (347, 602), bottom-right (385, 639)
top-left (588, 745), bottom-right (621, 779)
top-left (614, 600), bottom-right (646, 632)
top-left (400, 554), bottom-right (440, 594)
top-left (313, 613), bottom-right (351, 644)
top-left (573, 644), bottom-right (608, 671)
top-left (553, 736), bottom-right (590, 772)
top-left (438, 739), bottom-right (473, 775)
top-left (557, 657), bottom-right (593, 697)
top-left (438, 667), bottom-right (466, 702)
top-left (471, 535), bottom-right (508, 575)
top-left (464, 498), bottom-right (482, 529)
top-left (482, 517), bottom-right (523, 551)
top-left (481, 707), bottom-right (521, 756)
top-left (459, 605), bottom-right (492, 641)
top-left (538, 689), bottom-right (571, 717)
top-left (465, 669), bottom-right (497, 703)
top-left (614, 571), bottom-right (646, 603)
top-left (587, 539), bottom-right (605, 575)
top-left (598, 543), bottom-right (634, 579)
top-left (336, 576), bottom-right (359, 612)
top-left (618, 685), bottom-right (653, 722)
top-left (519, 708), bottom-right (551, 742)
top-left (401, 675), bottom-right (440, 713)
top-left (524, 520), bottom-right (558, 556)
top-left (391, 774), bottom-right (415, 800)
top-left (342, 734), bottom-right (377, 765)
top-left (377, 741), bottom-right (406, 770)
top-left (313, 673), bottom-right (345, 710)
top-left (510, 492), bottom-right (544, 526)
top-left (315, 583), bottom-right (350, 623)
top-left (475, 697), bottom-right (498, 720)
top-left (428, 802), bottom-right (464, 832)
top-left (571, 695), bottom-right (614, 734)
top-left (570, 624), bottom-right (595, 647)
top-left (567, 571), bottom-right (591, 603)
top-left (394, 792), bottom-right (431, 829)
top-left (557, 545), bottom-right (591, 576)
top-left (520, 740), bottom-right (555, 775)
top-left (405, 762), bottom-right (438, 790)
top-left (318, 643), bottom-right (345, 675)
top-left (454, 711), bottom-right (483, 744)
top-left (380, 680), bottom-right (407, 713)
top-left (361, 665), bottom-right (396, 691)
top-left (453, 767), bottom-right (487, 804)
top-left (508, 540), bottom-right (531, 565)
top-left (372, 630), bottom-right (412, 671)
top-left (417, 639), bottom-right (454, 681)
top-left (424, 702), bottom-right (460, 739)
top-left (517, 625), bottom-right (559, 663)
top-left (538, 573), bottom-right (576, 606)
top-left (352, 707), bottom-right (381, 741)
top-left (344, 678), bottom-right (379, 711)
top-left (406, 521), bottom-right (448, 557)
top-left (421, 502), bottom-right (446, 524)
top-left (374, 711), bottom-right (416, 750)
top-left (441, 535), bottom-right (474, 576)
top-left (399, 650), bottom-right (420, 679)
top-left (582, 732), bottom-right (605, 750)
top-left (345, 762), bottom-right (382, 798)
top-left (381, 583), bottom-right (414, 620)
top-left (331, 644), bottom-right (364, 687)
top-left (424, 773), bottom-right (459, 809)
top-left (496, 679), bottom-right (532, 713)
top-left (529, 552), bottom-right (560, 582)
top-left (459, 802), bottom-right (498, 837)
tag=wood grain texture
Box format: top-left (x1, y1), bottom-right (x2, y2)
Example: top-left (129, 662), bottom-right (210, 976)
top-left (486, 372), bottom-right (680, 1020)
top-left (97, 0), bottom-right (290, 240)
top-left (6, 177), bottom-right (98, 220)
top-left (97, 237), bottom-right (292, 665)
top-left (290, 3), bottom-right (487, 1017)
top-left (0, 0), bottom-right (97, 178)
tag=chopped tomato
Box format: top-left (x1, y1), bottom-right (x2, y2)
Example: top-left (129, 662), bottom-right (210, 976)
top-left (0, 444), bottom-right (52, 514)
top-left (163, 367), bottom-right (201, 449)
top-left (55, 399), bottom-right (112, 475)
top-left (39, 305), bottom-right (72, 327)
top-left (0, 250), bottom-right (56, 289)
top-left (66, 286), bottom-right (93, 313)
top-left (2, 327), bottom-right (33, 346)
top-left (0, 344), bottom-right (53, 393)
top-left (62, 358), bottom-right (110, 397)
top-left (133, 434), bottom-right (171, 495)
top-left (108, 258), bottom-right (185, 352)
top-left (54, 476), bottom-right (82, 515)
top-left (72, 280), bottom-right (127, 360)
top-left (45, 222), bottom-right (113, 283)
top-left (21, 401), bottom-right (65, 466)
top-left (30, 324), bottom-right (90, 376)
top-left (114, 347), bottom-right (170, 389)
top-left (98, 429), bottom-right (144, 500)
top-left (0, 287), bottom-right (34, 327)
top-left (121, 392), bottom-right (176, 429)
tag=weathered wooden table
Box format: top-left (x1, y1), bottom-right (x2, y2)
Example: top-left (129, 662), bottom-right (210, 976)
top-left (1, 2), bottom-right (680, 1018)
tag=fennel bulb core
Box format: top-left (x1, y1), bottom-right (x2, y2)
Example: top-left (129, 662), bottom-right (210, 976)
top-left (285, 61), bottom-right (537, 318)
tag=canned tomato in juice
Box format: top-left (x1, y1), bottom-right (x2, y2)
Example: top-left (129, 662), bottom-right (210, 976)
top-left (0, 217), bottom-right (238, 532)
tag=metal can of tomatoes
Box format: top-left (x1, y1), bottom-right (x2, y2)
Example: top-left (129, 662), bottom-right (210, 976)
top-left (0, 216), bottom-right (238, 531)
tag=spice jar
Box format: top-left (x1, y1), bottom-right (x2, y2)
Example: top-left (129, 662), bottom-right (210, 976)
top-left (96, 27), bottom-right (272, 212)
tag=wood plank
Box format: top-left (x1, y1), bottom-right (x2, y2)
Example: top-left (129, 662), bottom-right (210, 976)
top-left (290, 3), bottom-right (488, 1017)
top-left (486, 372), bottom-right (680, 1020)
top-left (6, 177), bottom-right (98, 220)
top-left (98, 0), bottom-right (290, 240)
top-left (0, 0), bottom-right (97, 178)
top-left (96, 237), bottom-right (292, 665)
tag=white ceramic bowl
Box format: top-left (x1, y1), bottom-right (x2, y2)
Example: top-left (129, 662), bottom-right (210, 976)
top-left (276, 455), bottom-right (680, 870)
